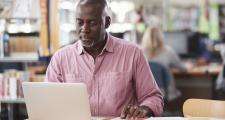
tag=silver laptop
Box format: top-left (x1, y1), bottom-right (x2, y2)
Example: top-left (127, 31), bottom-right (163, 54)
top-left (22, 82), bottom-right (91, 120)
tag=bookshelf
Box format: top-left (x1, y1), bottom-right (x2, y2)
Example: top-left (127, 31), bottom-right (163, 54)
top-left (57, 0), bottom-right (76, 47)
top-left (0, 53), bottom-right (38, 62)
top-left (164, 0), bottom-right (199, 32)
top-left (0, 18), bottom-right (40, 61)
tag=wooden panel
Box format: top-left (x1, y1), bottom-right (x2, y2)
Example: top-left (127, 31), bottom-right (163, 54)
top-left (9, 37), bottom-right (38, 53)
top-left (49, 0), bottom-right (60, 54)
top-left (39, 0), bottom-right (50, 56)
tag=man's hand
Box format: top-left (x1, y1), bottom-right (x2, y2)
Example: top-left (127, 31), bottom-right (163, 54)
top-left (120, 105), bottom-right (154, 119)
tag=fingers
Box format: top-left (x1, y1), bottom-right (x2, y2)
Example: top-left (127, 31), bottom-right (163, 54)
top-left (120, 104), bottom-right (131, 119)
top-left (126, 105), bottom-right (138, 119)
top-left (133, 106), bottom-right (141, 118)
top-left (136, 109), bottom-right (148, 118)
top-left (120, 105), bottom-right (149, 119)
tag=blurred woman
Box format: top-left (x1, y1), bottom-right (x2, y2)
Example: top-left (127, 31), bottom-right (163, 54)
top-left (216, 45), bottom-right (225, 99)
top-left (141, 27), bottom-right (186, 101)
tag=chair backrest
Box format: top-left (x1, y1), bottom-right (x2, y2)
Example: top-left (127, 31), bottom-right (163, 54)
top-left (149, 62), bottom-right (172, 97)
top-left (183, 99), bottom-right (225, 118)
top-left (149, 62), bottom-right (171, 89)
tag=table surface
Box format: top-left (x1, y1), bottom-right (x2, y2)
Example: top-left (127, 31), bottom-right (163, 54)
top-left (25, 117), bottom-right (224, 120)
top-left (110, 117), bottom-right (224, 120)
top-left (172, 62), bottom-right (222, 76)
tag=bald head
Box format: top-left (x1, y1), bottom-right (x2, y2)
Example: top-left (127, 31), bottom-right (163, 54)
top-left (78, 0), bottom-right (107, 6)
top-left (76, 0), bottom-right (108, 16)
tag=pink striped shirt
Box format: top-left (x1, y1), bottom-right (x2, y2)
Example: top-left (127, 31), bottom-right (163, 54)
top-left (45, 34), bottom-right (163, 117)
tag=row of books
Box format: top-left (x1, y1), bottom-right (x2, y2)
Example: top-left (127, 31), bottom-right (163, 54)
top-left (0, 69), bottom-right (30, 99)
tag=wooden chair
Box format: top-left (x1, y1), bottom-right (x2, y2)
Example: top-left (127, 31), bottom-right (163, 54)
top-left (183, 99), bottom-right (225, 118)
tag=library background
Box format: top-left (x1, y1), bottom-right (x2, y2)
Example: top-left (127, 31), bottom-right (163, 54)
top-left (0, 0), bottom-right (225, 119)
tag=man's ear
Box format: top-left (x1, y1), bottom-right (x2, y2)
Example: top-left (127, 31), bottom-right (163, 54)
top-left (105, 16), bottom-right (111, 29)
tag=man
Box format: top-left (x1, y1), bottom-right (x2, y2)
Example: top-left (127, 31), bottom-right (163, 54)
top-left (45, 0), bottom-right (163, 119)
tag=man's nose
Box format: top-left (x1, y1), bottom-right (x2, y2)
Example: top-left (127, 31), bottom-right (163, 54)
top-left (81, 23), bottom-right (90, 33)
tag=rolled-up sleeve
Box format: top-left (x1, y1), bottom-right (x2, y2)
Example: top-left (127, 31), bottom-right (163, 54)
top-left (133, 48), bottom-right (164, 116)
top-left (45, 52), bottom-right (63, 82)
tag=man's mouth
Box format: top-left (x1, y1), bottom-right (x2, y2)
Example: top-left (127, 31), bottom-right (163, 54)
top-left (81, 39), bottom-right (94, 47)
top-left (83, 38), bottom-right (90, 40)
top-left (80, 36), bottom-right (91, 40)
top-left (81, 38), bottom-right (92, 44)
top-left (82, 39), bottom-right (92, 43)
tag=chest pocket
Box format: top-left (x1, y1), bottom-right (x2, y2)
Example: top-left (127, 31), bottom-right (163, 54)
top-left (64, 73), bottom-right (84, 83)
top-left (100, 71), bottom-right (131, 99)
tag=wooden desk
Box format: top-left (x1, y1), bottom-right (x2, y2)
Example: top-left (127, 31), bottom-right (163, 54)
top-left (172, 63), bottom-right (222, 77)
top-left (172, 63), bottom-right (222, 99)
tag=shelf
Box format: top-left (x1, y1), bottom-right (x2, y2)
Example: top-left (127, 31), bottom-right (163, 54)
top-left (0, 98), bottom-right (25, 103)
top-left (0, 57), bottom-right (38, 62)
top-left (7, 32), bottom-right (39, 37)
top-left (108, 23), bottom-right (135, 33)
top-left (2, 17), bottom-right (39, 22)
top-left (0, 53), bottom-right (38, 62)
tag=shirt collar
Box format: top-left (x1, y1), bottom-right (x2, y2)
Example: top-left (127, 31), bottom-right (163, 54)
top-left (103, 33), bottom-right (114, 53)
top-left (77, 40), bottom-right (84, 55)
top-left (77, 33), bottom-right (114, 55)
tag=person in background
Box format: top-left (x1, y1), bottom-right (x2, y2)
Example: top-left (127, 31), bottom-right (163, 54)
top-left (141, 27), bottom-right (187, 101)
top-left (216, 45), bottom-right (225, 99)
top-left (45, 0), bottom-right (163, 119)
top-left (187, 32), bottom-right (213, 65)
top-left (0, 74), bottom-right (2, 98)
top-left (134, 5), bottom-right (147, 44)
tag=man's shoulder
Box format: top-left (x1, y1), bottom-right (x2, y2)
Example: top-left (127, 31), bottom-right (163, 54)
top-left (53, 42), bottom-right (79, 57)
top-left (110, 35), bottom-right (141, 51)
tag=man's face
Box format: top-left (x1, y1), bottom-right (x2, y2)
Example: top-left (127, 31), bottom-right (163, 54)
top-left (75, 4), bottom-right (107, 48)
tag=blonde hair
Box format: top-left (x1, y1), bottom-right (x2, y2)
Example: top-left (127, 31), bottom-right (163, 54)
top-left (141, 27), bottom-right (164, 59)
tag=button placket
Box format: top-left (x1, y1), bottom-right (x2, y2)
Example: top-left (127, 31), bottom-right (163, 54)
top-left (93, 55), bottom-right (105, 116)
top-left (92, 73), bottom-right (98, 115)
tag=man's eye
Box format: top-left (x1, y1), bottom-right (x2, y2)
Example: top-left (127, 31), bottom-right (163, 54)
top-left (76, 20), bottom-right (83, 26)
top-left (89, 21), bottom-right (97, 26)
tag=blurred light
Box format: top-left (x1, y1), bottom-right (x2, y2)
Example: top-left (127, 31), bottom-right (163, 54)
top-left (7, 24), bottom-right (19, 33)
top-left (109, 1), bottom-right (135, 22)
top-left (21, 23), bottom-right (32, 33)
top-left (0, 19), bottom-right (6, 32)
top-left (60, 23), bottom-right (75, 32)
top-left (108, 23), bottom-right (134, 33)
top-left (59, 1), bottom-right (75, 10)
